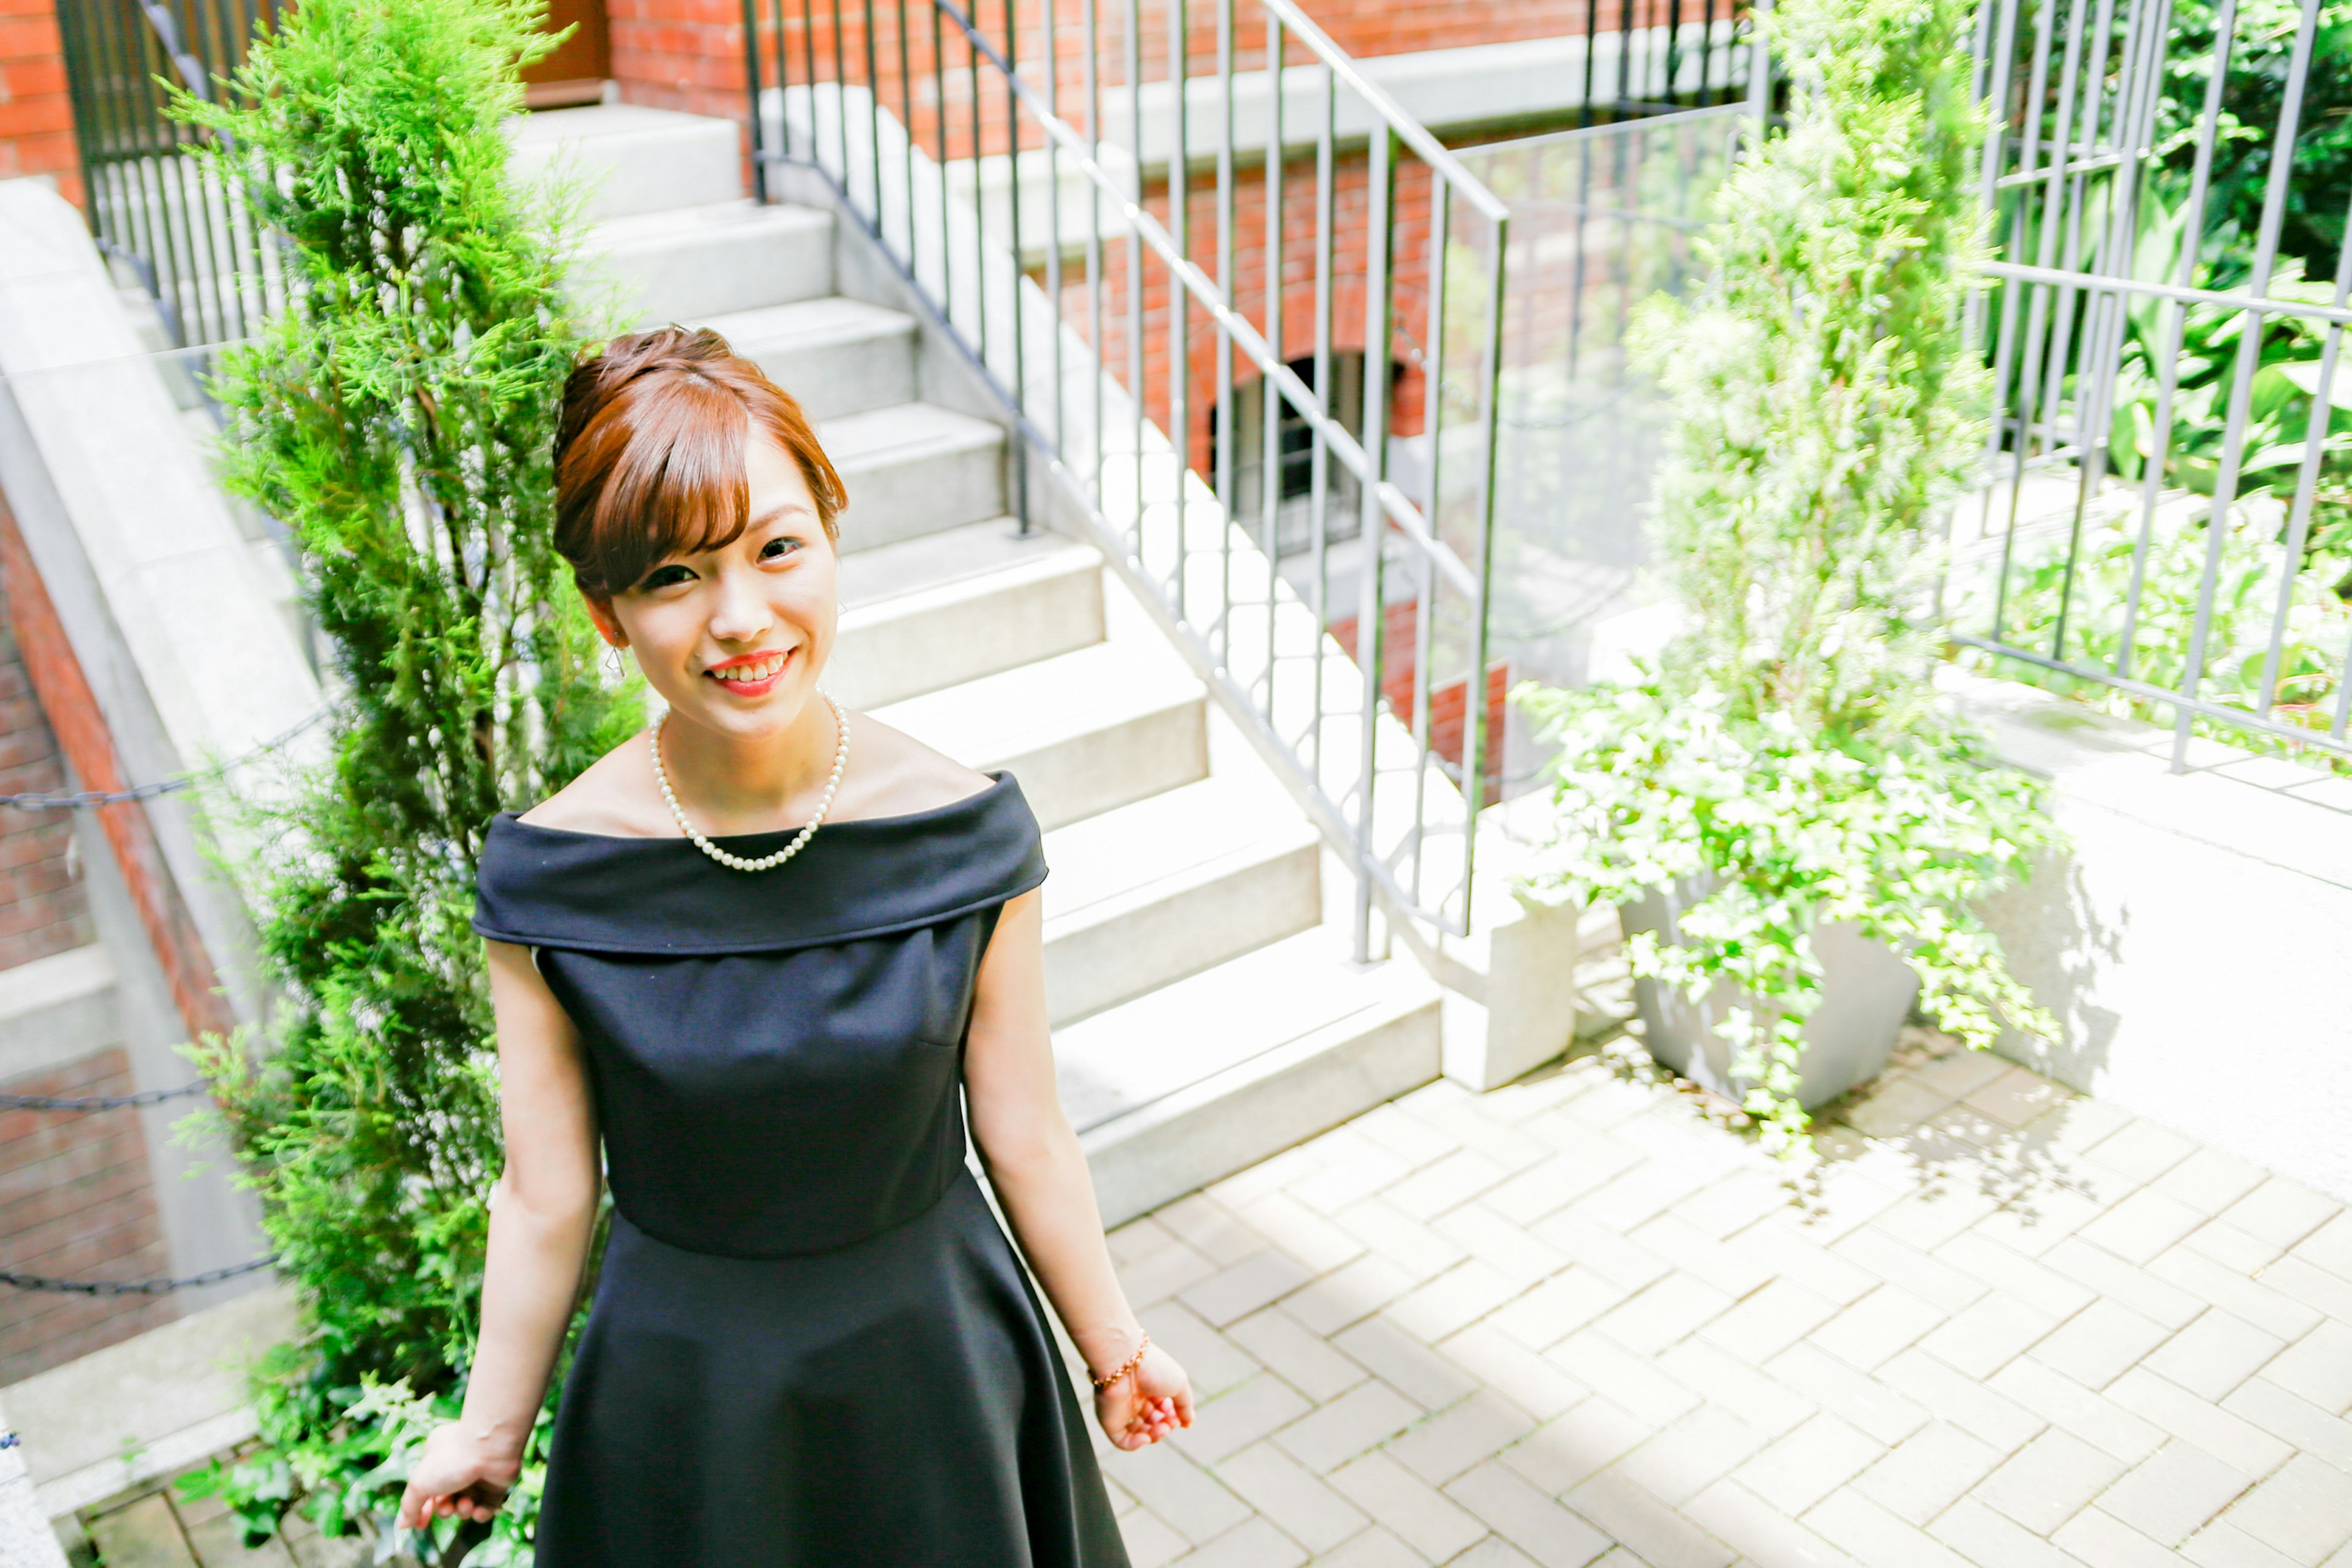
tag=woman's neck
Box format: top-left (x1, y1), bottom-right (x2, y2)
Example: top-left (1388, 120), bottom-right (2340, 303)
top-left (657, 695), bottom-right (839, 831)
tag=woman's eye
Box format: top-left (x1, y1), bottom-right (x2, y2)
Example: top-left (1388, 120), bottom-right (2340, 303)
top-left (640, 565), bottom-right (693, 590)
top-left (761, 536), bottom-right (802, 562)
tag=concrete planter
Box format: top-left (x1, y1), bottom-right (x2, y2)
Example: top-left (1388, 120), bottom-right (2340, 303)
top-left (1621, 880), bottom-right (1920, 1110)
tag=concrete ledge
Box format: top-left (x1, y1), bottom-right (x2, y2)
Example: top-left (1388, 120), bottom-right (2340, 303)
top-left (1946, 666), bottom-right (2352, 1200)
top-left (2, 1284), bottom-right (296, 1518)
top-left (0, 946), bottom-right (121, 1085)
top-left (1397, 790), bottom-right (1588, 1094)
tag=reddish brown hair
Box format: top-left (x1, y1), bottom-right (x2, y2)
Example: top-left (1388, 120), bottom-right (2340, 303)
top-left (554, 326), bottom-right (848, 597)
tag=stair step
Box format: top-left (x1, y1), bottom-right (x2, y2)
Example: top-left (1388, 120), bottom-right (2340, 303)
top-left (874, 638), bottom-right (1205, 831)
top-left (511, 105), bottom-right (742, 221)
top-left (1060, 926), bottom-right (1443, 1226)
top-left (592, 201), bottom-right (833, 326)
top-left (1042, 775), bottom-right (1322, 1026)
top-left (703, 297), bottom-right (919, 420)
top-left (820, 403), bottom-right (1006, 552)
top-left (829, 521), bottom-right (1102, 710)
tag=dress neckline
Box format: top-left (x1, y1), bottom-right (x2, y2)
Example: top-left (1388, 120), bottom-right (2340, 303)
top-left (473, 771), bottom-right (1046, 956)
top-left (497, 771), bottom-right (1014, 847)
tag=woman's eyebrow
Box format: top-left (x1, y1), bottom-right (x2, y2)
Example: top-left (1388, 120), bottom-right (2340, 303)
top-left (748, 502), bottom-right (817, 527)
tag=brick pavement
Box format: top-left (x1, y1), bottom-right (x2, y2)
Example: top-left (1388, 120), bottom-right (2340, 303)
top-left (1090, 1030), bottom-right (2352, 1568)
top-left (72, 1030), bottom-right (2352, 1566)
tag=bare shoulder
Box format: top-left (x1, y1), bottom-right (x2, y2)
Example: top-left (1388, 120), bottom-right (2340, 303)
top-left (834, 709), bottom-right (995, 821)
top-left (515, 729), bottom-right (669, 837)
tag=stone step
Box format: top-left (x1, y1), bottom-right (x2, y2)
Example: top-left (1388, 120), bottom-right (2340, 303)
top-left (820, 403), bottom-right (1006, 552)
top-left (1041, 774), bottom-right (1322, 1027)
top-left (830, 520), bottom-right (1102, 710)
top-left (702, 297), bottom-right (919, 420)
top-left (511, 104), bottom-right (743, 222)
top-left (874, 637), bottom-right (1206, 832)
top-left (1061, 921), bottom-right (1443, 1226)
top-left (591, 201), bottom-right (832, 326)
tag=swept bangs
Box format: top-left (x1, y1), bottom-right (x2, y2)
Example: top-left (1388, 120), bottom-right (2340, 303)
top-left (554, 326), bottom-right (847, 598)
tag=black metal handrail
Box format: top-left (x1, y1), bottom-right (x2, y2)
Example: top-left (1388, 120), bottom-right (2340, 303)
top-left (55, 0), bottom-right (285, 349)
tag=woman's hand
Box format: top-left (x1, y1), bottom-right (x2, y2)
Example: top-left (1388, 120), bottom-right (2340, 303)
top-left (396, 1423), bottom-right (522, 1530)
top-left (1095, 1341), bottom-right (1194, 1451)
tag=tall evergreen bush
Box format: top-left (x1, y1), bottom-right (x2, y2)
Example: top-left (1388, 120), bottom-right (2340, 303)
top-left (173, 0), bottom-right (635, 1550)
top-left (1518, 0), bottom-right (2055, 1143)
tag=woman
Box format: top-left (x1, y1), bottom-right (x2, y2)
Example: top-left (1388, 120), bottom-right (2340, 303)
top-left (396, 325), bottom-right (1191, 1564)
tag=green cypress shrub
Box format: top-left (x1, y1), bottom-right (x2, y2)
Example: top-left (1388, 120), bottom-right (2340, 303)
top-left (1517, 0), bottom-right (2056, 1145)
top-left (171, 0), bottom-right (636, 1552)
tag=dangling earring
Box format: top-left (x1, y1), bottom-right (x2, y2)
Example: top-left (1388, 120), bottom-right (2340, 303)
top-left (603, 643), bottom-right (627, 680)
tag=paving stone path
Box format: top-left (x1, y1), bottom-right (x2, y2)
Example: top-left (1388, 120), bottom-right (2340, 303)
top-left (75, 1032), bottom-right (2352, 1567)
top-left (1090, 1031), bottom-right (2352, 1568)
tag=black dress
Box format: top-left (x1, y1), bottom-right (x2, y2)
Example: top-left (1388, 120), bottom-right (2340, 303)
top-left (471, 774), bottom-right (1130, 1568)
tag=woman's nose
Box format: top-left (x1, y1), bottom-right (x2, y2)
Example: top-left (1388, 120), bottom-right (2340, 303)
top-left (705, 567), bottom-right (771, 641)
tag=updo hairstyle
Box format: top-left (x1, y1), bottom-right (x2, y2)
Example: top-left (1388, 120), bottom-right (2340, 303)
top-left (553, 326), bottom-right (848, 598)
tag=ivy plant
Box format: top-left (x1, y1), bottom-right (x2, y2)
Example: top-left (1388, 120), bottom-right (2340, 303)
top-left (1515, 0), bottom-right (2057, 1147)
top-left (167, 0), bottom-right (635, 1559)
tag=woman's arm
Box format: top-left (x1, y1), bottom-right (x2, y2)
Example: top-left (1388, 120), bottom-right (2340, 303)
top-left (398, 940), bottom-right (603, 1526)
top-left (964, 889), bottom-right (1194, 1449)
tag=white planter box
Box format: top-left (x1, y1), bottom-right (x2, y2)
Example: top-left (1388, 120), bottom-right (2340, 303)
top-left (1621, 881), bottom-right (1920, 1110)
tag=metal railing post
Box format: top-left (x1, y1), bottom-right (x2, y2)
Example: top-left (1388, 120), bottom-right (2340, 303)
top-left (744, 0), bottom-right (771, 203)
top-left (2169, 0), bottom-right (2322, 772)
top-left (1351, 127), bottom-right (1395, 965)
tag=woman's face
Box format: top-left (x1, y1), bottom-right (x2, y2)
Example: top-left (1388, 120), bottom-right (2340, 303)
top-left (590, 425), bottom-right (839, 744)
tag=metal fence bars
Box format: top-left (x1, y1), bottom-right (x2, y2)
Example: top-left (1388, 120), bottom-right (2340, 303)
top-left (55, 0), bottom-right (287, 350)
top-left (1956, 0), bottom-right (2352, 767)
top-left (743, 0), bottom-right (1528, 951)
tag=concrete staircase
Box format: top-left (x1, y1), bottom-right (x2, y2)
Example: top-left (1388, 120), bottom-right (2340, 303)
top-left (511, 105), bottom-right (1441, 1225)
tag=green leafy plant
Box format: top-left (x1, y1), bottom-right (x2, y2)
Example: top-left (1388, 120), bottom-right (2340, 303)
top-left (1960, 490), bottom-right (2352, 744)
top-left (2152, 0), bottom-right (2352, 282)
top-left (1967, 186), bottom-right (2352, 751)
top-left (1517, 0), bottom-right (2057, 1147)
top-left (168, 0), bottom-right (633, 1557)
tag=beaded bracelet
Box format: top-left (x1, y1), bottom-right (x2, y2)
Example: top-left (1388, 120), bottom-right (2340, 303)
top-left (1089, 1332), bottom-right (1152, 1392)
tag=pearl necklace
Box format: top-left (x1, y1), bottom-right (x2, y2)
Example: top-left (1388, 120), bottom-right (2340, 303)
top-left (651, 695), bottom-right (850, 873)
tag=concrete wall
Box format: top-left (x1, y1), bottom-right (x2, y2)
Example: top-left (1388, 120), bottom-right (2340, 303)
top-left (0, 340), bottom-right (190, 1377)
top-left (1947, 668), bottom-right (2352, 1203)
top-left (0, 175), bottom-right (318, 1314)
top-left (0, 179), bottom-right (320, 1028)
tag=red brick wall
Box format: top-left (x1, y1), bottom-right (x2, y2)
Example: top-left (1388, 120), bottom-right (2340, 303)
top-left (1330, 601), bottom-right (1509, 791)
top-left (0, 1051), bottom-right (175, 1382)
top-left (0, 573), bottom-right (93, 971)
top-left (1077, 153), bottom-right (1444, 481)
top-left (611, 0), bottom-right (760, 118)
top-left (0, 0), bottom-right (78, 207)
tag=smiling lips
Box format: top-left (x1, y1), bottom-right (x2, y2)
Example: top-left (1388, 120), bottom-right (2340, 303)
top-left (706, 649), bottom-right (793, 696)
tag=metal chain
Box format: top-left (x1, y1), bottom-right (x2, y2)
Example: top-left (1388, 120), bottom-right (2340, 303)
top-left (0, 1082), bottom-right (207, 1112)
top-left (0, 1256), bottom-right (273, 1297)
top-left (0, 706), bottom-right (328, 812)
